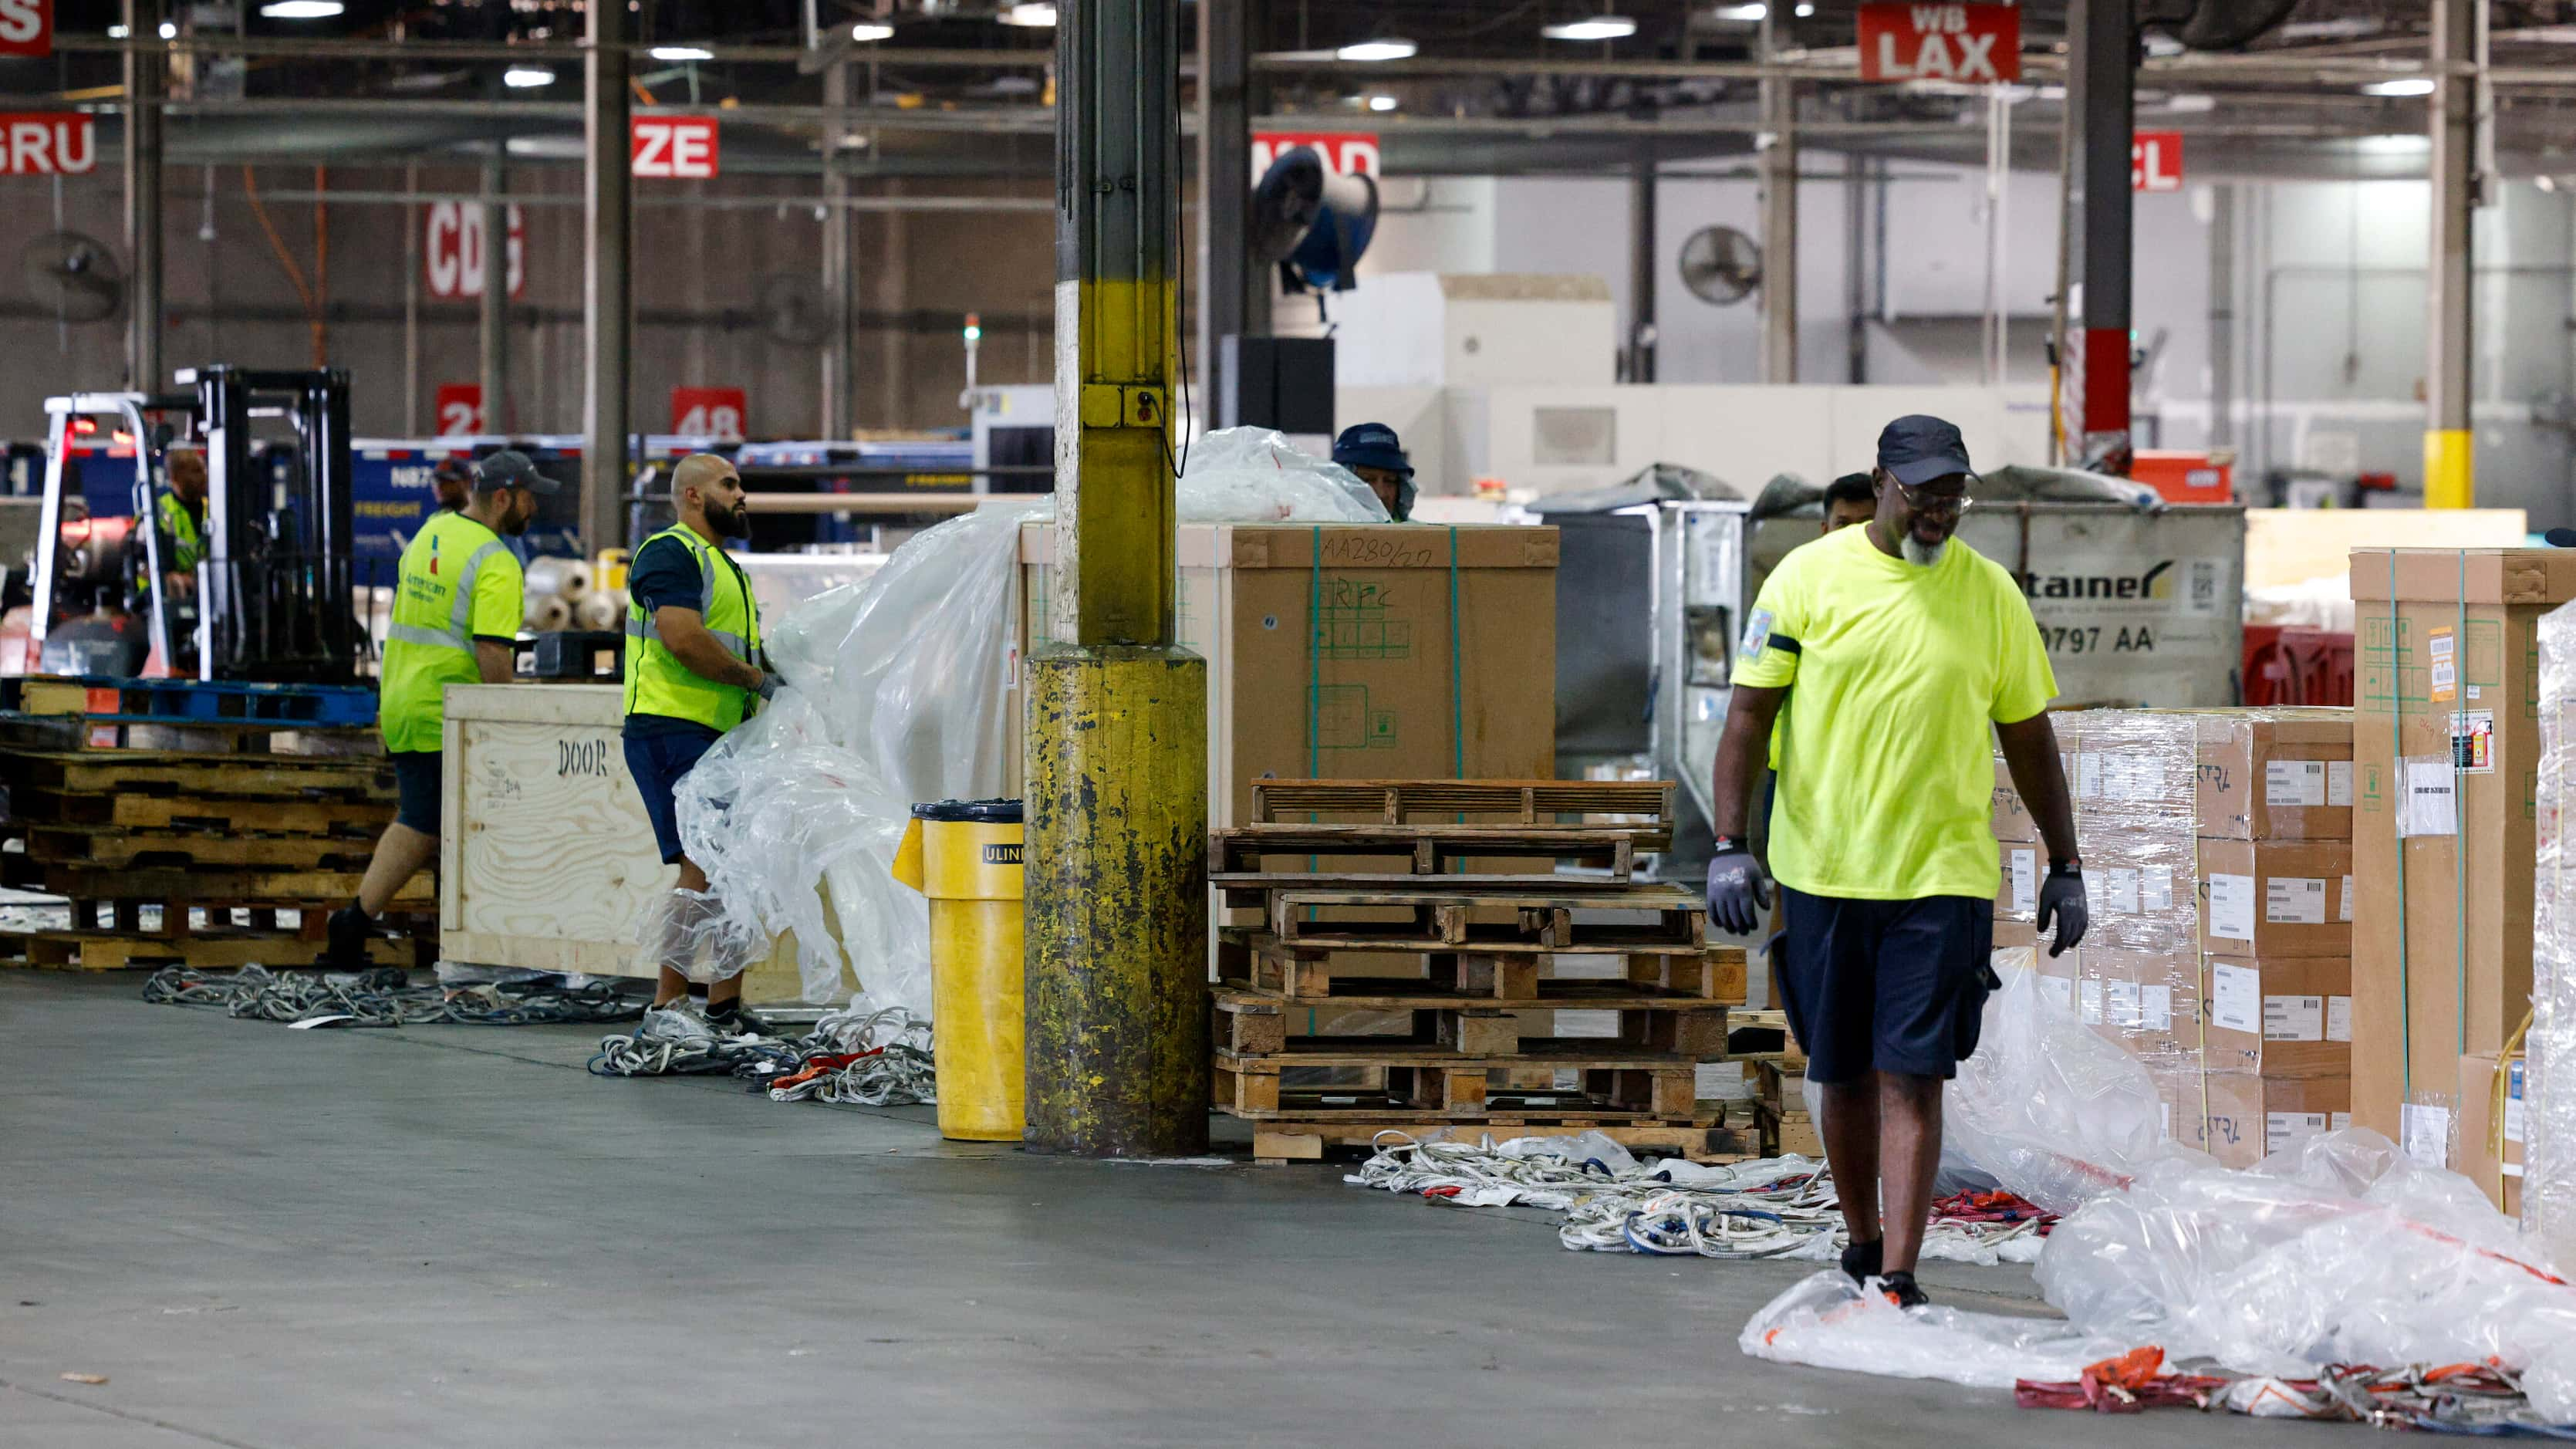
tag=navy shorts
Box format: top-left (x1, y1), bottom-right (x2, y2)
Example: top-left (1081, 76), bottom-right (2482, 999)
top-left (391, 750), bottom-right (442, 835)
top-left (1775, 887), bottom-right (1994, 1084)
top-left (623, 726), bottom-right (721, 865)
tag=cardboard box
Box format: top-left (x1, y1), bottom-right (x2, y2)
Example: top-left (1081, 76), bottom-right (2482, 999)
top-left (2195, 839), bottom-right (2353, 958)
top-left (2062, 823), bottom-right (2198, 953)
top-left (2454, 1052), bottom-right (2527, 1214)
top-left (2202, 954), bottom-right (2352, 1079)
top-left (2195, 711), bottom-right (2355, 840)
top-left (2348, 549), bottom-right (2573, 1136)
top-left (2161, 1069), bottom-right (2353, 1170)
top-left (2081, 944), bottom-right (2198, 1065)
top-left (1992, 753), bottom-right (2038, 843)
top-left (1021, 522), bottom-right (1559, 829)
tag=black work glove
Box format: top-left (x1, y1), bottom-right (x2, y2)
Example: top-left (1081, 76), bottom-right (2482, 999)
top-left (1706, 839), bottom-right (1773, 937)
top-left (755, 669), bottom-right (782, 701)
top-left (2037, 863), bottom-right (2088, 957)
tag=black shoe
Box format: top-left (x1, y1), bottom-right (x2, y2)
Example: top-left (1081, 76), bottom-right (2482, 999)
top-left (1879, 1271), bottom-right (1929, 1309)
top-left (318, 905), bottom-right (374, 969)
top-left (1840, 1238), bottom-right (1883, 1288)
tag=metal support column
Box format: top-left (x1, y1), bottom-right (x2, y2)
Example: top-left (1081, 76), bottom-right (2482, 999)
top-left (2425, 0), bottom-right (2479, 507)
top-left (479, 150), bottom-right (508, 435)
top-left (1757, 12), bottom-right (1796, 384)
top-left (1025, 0), bottom-right (1209, 1157)
top-left (1628, 150), bottom-right (1656, 383)
top-left (822, 59), bottom-right (854, 438)
top-left (2062, 0), bottom-right (2134, 471)
top-left (2208, 183), bottom-right (2234, 449)
top-left (1845, 157), bottom-right (1869, 385)
top-left (1195, 0), bottom-right (1256, 418)
top-left (581, 0), bottom-right (632, 554)
top-left (123, 0), bottom-right (164, 393)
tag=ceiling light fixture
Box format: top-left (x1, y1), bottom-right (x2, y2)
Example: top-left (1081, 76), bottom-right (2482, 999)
top-left (106, 23), bottom-right (127, 37)
top-left (1710, 3), bottom-right (1765, 21)
top-left (998, 3), bottom-right (1055, 25)
top-left (1367, 93), bottom-right (1398, 111)
top-left (504, 66), bottom-right (555, 88)
top-left (2167, 93), bottom-right (2216, 112)
top-left (2362, 77), bottom-right (2436, 96)
top-left (649, 45), bottom-right (713, 61)
top-left (157, 20), bottom-right (177, 38)
top-left (851, 22), bottom-right (894, 41)
top-left (260, 1), bottom-right (345, 17)
top-left (1542, 16), bottom-right (1637, 41)
top-left (1794, 2), bottom-right (1814, 13)
top-left (1338, 38), bottom-right (1419, 61)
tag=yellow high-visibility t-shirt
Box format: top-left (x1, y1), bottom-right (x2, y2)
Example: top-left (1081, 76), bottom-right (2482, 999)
top-left (1730, 522), bottom-right (2056, 900)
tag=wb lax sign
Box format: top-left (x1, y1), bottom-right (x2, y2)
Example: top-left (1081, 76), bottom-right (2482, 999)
top-left (1857, 4), bottom-right (2021, 83)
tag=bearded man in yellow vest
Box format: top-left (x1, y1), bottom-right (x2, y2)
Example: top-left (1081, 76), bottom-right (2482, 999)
top-left (322, 450), bottom-right (554, 968)
top-left (623, 452), bottom-right (775, 1028)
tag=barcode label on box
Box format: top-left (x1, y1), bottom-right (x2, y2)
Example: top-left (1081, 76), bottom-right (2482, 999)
top-left (2266, 760), bottom-right (2327, 806)
top-left (2268, 1111), bottom-right (2330, 1148)
top-left (2331, 1112), bottom-right (2351, 1131)
top-left (2077, 753), bottom-right (2103, 799)
top-left (2210, 962), bottom-right (2260, 1033)
top-left (2209, 873), bottom-right (2257, 940)
top-left (2507, 1060), bottom-right (2527, 1143)
top-left (2079, 979), bottom-right (2103, 1025)
top-left (2141, 984), bottom-right (2173, 1032)
top-left (2141, 866), bottom-right (2174, 913)
top-left (2340, 875), bottom-right (2353, 923)
top-left (2267, 876), bottom-right (2328, 924)
top-left (2327, 761), bottom-right (2354, 806)
top-left (2327, 995), bottom-right (2351, 1042)
top-left (2005, 848), bottom-right (2036, 914)
top-left (2104, 868), bottom-right (2140, 915)
top-left (2401, 1103), bottom-right (2452, 1168)
top-left (2108, 981), bottom-right (2142, 1028)
top-left (2264, 994), bottom-right (2324, 1042)
top-left (2038, 975), bottom-right (2074, 1014)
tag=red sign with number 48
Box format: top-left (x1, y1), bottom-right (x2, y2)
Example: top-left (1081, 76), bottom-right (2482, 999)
top-left (670, 387), bottom-right (746, 439)
top-left (1857, 4), bottom-right (2021, 83)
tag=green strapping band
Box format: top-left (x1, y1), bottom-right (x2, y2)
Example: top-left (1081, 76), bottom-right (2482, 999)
top-left (2392, 550), bottom-right (2411, 1098)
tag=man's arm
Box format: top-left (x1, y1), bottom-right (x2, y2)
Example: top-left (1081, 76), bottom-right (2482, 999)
top-left (474, 640), bottom-right (515, 684)
top-left (653, 604), bottom-right (764, 691)
top-left (1710, 684), bottom-right (1787, 842)
top-left (1994, 711), bottom-right (2077, 866)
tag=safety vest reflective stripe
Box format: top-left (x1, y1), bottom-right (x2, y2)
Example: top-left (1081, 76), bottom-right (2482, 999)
top-left (622, 611), bottom-right (752, 662)
top-left (388, 539), bottom-right (506, 653)
top-left (387, 621), bottom-right (464, 651)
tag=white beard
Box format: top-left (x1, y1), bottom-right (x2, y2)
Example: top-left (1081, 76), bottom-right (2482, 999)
top-left (1901, 535), bottom-right (1948, 568)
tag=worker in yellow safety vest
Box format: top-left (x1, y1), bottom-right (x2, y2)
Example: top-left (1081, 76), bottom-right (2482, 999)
top-left (154, 447), bottom-right (208, 582)
top-left (322, 450), bottom-right (556, 968)
top-left (622, 451), bottom-right (775, 1029)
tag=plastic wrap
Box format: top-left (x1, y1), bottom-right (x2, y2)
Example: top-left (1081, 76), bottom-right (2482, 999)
top-left (1741, 1270), bottom-right (2135, 1387)
top-left (1174, 428), bottom-right (1390, 523)
top-left (632, 886), bottom-right (768, 985)
top-left (2534, 600), bottom-right (2576, 1259)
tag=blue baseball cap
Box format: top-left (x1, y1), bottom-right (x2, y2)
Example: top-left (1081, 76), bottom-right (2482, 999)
top-left (1876, 414), bottom-right (1973, 488)
top-left (1332, 422), bottom-right (1412, 478)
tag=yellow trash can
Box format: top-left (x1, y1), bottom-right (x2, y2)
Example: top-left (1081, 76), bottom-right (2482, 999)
top-left (890, 798), bottom-right (1025, 1142)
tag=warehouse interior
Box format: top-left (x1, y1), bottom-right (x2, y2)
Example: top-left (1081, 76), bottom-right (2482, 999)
top-left (7, 0), bottom-right (2576, 1443)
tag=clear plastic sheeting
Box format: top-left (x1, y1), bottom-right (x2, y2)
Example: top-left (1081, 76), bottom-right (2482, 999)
top-left (2535, 600), bottom-right (2576, 1262)
top-left (633, 886), bottom-right (767, 985)
top-left (674, 429), bottom-right (1399, 1008)
top-left (1742, 1271), bottom-right (2135, 1389)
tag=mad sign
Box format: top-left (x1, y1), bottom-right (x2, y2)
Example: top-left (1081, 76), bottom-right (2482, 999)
top-left (632, 116), bottom-right (718, 179)
top-left (1858, 4), bottom-right (2021, 83)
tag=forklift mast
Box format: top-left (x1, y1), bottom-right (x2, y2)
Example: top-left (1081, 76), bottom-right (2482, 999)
top-left (181, 366), bottom-right (363, 684)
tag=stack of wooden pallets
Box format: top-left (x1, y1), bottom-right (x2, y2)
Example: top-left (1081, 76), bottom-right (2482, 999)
top-left (0, 679), bottom-right (424, 971)
top-left (1210, 778), bottom-right (1754, 1164)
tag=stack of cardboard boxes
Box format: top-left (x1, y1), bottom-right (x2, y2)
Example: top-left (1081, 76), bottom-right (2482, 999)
top-left (1994, 708), bottom-right (2355, 1167)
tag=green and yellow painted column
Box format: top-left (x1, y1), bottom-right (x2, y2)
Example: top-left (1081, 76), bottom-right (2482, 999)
top-left (1022, 0), bottom-right (1211, 1157)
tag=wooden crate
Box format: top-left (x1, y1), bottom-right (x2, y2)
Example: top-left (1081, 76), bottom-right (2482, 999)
top-left (438, 684), bottom-right (832, 1003)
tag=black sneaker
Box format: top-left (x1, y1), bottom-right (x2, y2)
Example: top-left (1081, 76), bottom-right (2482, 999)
top-left (318, 905), bottom-right (374, 969)
top-left (1879, 1271), bottom-right (1929, 1309)
top-left (1840, 1238), bottom-right (1883, 1288)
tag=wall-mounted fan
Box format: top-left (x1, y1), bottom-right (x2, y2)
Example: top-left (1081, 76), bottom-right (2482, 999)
top-left (1678, 225), bottom-right (1761, 306)
top-left (22, 231), bottom-right (123, 323)
top-left (755, 272), bottom-right (833, 346)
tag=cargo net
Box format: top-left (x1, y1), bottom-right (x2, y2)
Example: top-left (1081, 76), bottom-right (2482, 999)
top-left (143, 964), bottom-right (644, 1028)
top-left (586, 1001), bottom-right (934, 1109)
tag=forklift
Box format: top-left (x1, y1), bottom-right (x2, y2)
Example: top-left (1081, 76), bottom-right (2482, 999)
top-left (32, 367), bottom-right (366, 685)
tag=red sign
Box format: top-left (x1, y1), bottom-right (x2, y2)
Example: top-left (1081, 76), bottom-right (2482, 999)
top-left (1251, 131), bottom-right (1380, 180)
top-left (1857, 4), bottom-right (2021, 83)
top-left (423, 201), bottom-right (525, 301)
top-left (0, 0), bottom-right (51, 58)
top-left (0, 113), bottom-right (89, 174)
top-left (2133, 131), bottom-right (2185, 193)
top-left (434, 384), bottom-right (484, 437)
top-left (632, 116), bottom-right (719, 179)
top-left (670, 387), bottom-right (746, 438)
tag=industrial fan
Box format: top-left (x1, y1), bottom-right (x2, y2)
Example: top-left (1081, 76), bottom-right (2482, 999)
top-left (1678, 225), bottom-right (1761, 306)
top-left (755, 272), bottom-right (834, 346)
top-left (1249, 146), bottom-right (1379, 295)
top-left (22, 231), bottom-right (123, 323)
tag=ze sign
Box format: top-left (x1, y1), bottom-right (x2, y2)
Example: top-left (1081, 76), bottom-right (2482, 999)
top-left (434, 383), bottom-right (484, 437)
top-left (1251, 130), bottom-right (1380, 179)
top-left (1857, 4), bottom-right (2021, 83)
top-left (424, 201), bottom-right (525, 301)
top-left (0, 113), bottom-right (90, 174)
top-left (0, 0), bottom-right (50, 58)
top-left (2134, 131), bottom-right (2185, 192)
top-left (632, 117), bottom-right (718, 179)
top-left (670, 386), bottom-right (746, 438)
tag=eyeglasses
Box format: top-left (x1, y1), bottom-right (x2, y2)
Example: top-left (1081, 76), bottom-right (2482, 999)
top-left (1892, 478), bottom-right (1974, 516)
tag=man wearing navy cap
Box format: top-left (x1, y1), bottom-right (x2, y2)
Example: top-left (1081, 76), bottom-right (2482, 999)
top-left (1332, 422), bottom-right (1415, 522)
top-left (1703, 415), bottom-right (2085, 1309)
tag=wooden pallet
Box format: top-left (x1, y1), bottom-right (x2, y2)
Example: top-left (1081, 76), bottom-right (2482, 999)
top-left (21, 826), bottom-right (377, 871)
top-left (1252, 1120), bottom-right (1753, 1164)
top-left (1211, 870), bottom-right (1645, 910)
top-left (1216, 1044), bottom-right (1703, 1119)
top-left (0, 927), bottom-right (416, 972)
top-left (1215, 990), bottom-right (1730, 1058)
top-left (19, 864), bottom-right (434, 909)
top-left (1264, 883), bottom-right (1705, 953)
top-left (8, 789), bottom-right (391, 836)
top-left (1211, 824), bottom-right (1656, 879)
top-left (1250, 778), bottom-right (1676, 832)
top-left (0, 749), bottom-right (393, 799)
top-left (1222, 931), bottom-right (1744, 1003)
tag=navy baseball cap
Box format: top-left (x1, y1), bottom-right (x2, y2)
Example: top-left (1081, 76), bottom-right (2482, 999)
top-left (476, 449), bottom-right (560, 494)
top-left (1876, 414), bottom-right (1974, 488)
top-left (1332, 422), bottom-right (1413, 478)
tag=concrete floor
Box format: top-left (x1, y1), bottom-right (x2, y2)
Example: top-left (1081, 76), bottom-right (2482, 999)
top-left (1, 971), bottom-right (2339, 1448)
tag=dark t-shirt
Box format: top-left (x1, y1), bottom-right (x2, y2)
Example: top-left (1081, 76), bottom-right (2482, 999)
top-left (623, 533), bottom-right (748, 742)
